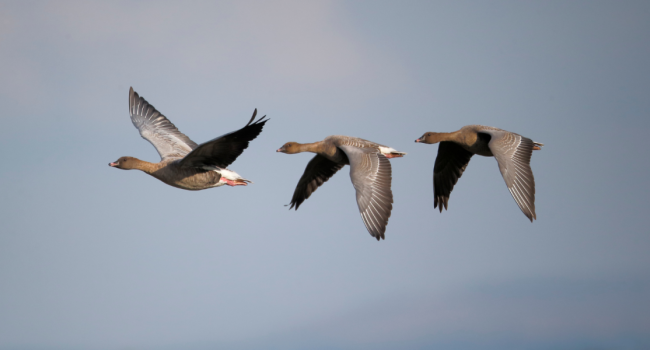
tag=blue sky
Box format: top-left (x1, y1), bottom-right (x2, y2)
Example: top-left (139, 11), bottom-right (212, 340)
top-left (0, 1), bottom-right (649, 349)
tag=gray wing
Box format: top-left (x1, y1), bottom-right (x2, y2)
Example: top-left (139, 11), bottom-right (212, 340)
top-left (482, 129), bottom-right (537, 221)
top-left (289, 154), bottom-right (346, 210)
top-left (129, 87), bottom-right (198, 160)
top-left (178, 110), bottom-right (268, 169)
top-left (433, 141), bottom-right (474, 212)
top-left (338, 145), bottom-right (393, 240)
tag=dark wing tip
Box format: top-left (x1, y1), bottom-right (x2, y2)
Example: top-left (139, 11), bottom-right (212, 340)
top-left (129, 87), bottom-right (137, 110)
top-left (245, 109), bottom-right (270, 127)
top-left (288, 200), bottom-right (301, 210)
top-left (434, 196), bottom-right (447, 213)
top-left (243, 110), bottom-right (269, 130)
top-left (246, 109), bottom-right (257, 125)
top-left (527, 211), bottom-right (536, 222)
top-left (254, 114), bottom-right (269, 126)
top-left (369, 228), bottom-right (386, 241)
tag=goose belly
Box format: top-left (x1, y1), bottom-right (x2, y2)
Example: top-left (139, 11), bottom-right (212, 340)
top-left (167, 171), bottom-right (223, 190)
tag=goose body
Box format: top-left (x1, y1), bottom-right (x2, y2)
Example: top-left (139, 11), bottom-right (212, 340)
top-left (109, 88), bottom-right (268, 190)
top-left (415, 125), bottom-right (543, 221)
top-left (277, 135), bottom-right (406, 240)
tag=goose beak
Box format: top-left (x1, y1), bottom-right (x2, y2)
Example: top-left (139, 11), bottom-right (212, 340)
top-left (109, 162), bottom-right (118, 167)
top-left (276, 148), bottom-right (284, 153)
top-left (415, 138), bottom-right (422, 143)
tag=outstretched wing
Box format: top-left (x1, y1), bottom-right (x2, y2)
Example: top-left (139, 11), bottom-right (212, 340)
top-left (289, 155), bottom-right (346, 210)
top-left (338, 146), bottom-right (393, 240)
top-left (179, 110), bottom-right (268, 169)
top-left (482, 130), bottom-right (537, 221)
top-left (433, 141), bottom-right (474, 212)
top-left (129, 87), bottom-right (198, 160)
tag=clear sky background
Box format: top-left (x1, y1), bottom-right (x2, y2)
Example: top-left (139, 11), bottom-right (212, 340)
top-left (1, 1), bottom-right (649, 349)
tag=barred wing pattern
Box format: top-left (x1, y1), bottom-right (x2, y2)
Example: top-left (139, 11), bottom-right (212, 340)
top-left (179, 110), bottom-right (268, 169)
top-left (339, 146), bottom-right (393, 240)
top-left (289, 155), bottom-right (346, 210)
top-left (483, 130), bottom-right (537, 221)
top-left (433, 141), bottom-right (474, 212)
top-left (129, 87), bottom-right (198, 160)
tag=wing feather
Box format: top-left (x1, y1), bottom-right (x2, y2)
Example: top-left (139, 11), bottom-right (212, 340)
top-left (338, 146), bottom-right (393, 240)
top-left (432, 142), bottom-right (474, 212)
top-left (289, 155), bottom-right (345, 210)
top-left (129, 87), bottom-right (198, 160)
top-left (179, 109), bottom-right (268, 168)
top-left (483, 130), bottom-right (537, 221)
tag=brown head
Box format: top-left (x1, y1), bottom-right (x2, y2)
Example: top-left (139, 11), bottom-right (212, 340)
top-left (108, 156), bottom-right (139, 170)
top-left (276, 142), bottom-right (301, 154)
top-left (415, 132), bottom-right (444, 144)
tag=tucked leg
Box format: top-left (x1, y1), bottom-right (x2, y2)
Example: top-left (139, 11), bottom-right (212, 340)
top-left (384, 153), bottom-right (405, 159)
top-left (220, 178), bottom-right (248, 186)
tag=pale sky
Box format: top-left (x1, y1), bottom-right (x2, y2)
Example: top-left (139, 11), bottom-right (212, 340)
top-left (0, 1), bottom-right (649, 349)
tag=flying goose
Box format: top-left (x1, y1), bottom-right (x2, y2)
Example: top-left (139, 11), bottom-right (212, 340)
top-left (277, 135), bottom-right (406, 240)
top-left (415, 125), bottom-right (543, 221)
top-left (109, 87), bottom-right (268, 190)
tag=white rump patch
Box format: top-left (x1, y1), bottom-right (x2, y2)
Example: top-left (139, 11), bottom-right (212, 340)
top-left (218, 168), bottom-right (243, 181)
top-left (378, 146), bottom-right (406, 155)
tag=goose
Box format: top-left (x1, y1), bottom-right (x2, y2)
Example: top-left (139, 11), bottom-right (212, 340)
top-left (277, 136), bottom-right (406, 240)
top-left (109, 87), bottom-right (268, 190)
top-left (415, 125), bottom-right (543, 221)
